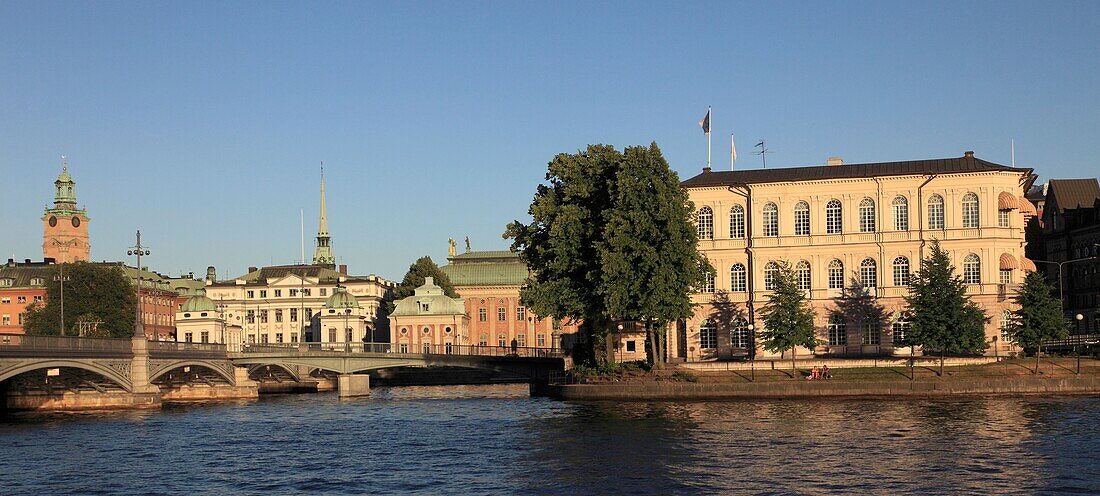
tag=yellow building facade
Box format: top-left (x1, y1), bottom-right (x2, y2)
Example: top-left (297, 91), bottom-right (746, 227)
top-left (675, 152), bottom-right (1036, 362)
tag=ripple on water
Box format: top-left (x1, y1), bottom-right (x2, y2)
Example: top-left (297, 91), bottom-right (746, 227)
top-left (2, 387), bottom-right (1100, 495)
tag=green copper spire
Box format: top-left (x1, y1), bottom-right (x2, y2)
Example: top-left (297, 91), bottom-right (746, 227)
top-left (312, 163), bottom-right (335, 268)
top-left (53, 155), bottom-right (77, 208)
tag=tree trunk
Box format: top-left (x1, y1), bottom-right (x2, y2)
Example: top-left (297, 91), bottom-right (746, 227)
top-left (1035, 344), bottom-right (1041, 375)
top-left (604, 321), bottom-right (615, 364)
top-left (939, 351), bottom-right (944, 377)
top-left (791, 347), bottom-right (798, 377)
top-left (653, 321), bottom-right (664, 370)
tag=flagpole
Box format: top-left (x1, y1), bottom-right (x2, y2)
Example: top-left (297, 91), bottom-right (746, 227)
top-left (707, 106), bottom-right (712, 169)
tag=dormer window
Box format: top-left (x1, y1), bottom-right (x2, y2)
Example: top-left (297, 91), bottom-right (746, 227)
top-left (0, 278), bottom-right (14, 287)
top-left (420, 302), bottom-right (430, 312)
top-left (30, 277), bottom-right (45, 286)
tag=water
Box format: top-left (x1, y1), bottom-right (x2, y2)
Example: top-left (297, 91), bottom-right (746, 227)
top-left (2, 386), bottom-right (1099, 495)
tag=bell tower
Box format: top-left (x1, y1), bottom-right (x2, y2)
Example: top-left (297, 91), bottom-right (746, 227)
top-left (42, 156), bottom-right (90, 263)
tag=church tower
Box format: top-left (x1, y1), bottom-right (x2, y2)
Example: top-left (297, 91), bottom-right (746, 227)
top-left (312, 165), bottom-right (335, 268)
top-left (42, 156), bottom-right (90, 263)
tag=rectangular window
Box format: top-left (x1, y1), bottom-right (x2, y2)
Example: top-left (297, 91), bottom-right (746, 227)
top-left (33, 296), bottom-right (42, 303)
top-left (828, 320), bottom-right (846, 346)
top-left (517, 307), bottom-right (526, 322)
top-left (517, 334), bottom-right (526, 347)
top-left (290, 289), bottom-right (298, 297)
top-left (894, 203), bottom-right (909, 231)
top-left (498, 307), bottom-right (507, 321)
top-left (290, 308), bottom-right (298, 322)
top-left (537, 333), bottom-right (546, 347)
top-left (320, 288), bottom-right (327, 296)
top-left (246, 310), bottom-right (255, 324)
top-left (201, 331), bottom-right (209, 343)
top-left (185, 332), bottom-right (193, 342)
top-left (2, 315), bottom-right (9, 325)
top-left (828, 266), bottom-right (844, 290)
top-left (626, 340), bottom-right (636, 352)
top-left (259, 310), bottom-right (268, 323)
top-left (18, 313), bottom-right (24, 325)
top-left (699, 325), bottom-right (717, 349)
top-left (247, 290), bottom-right (254, 298)
top-left (998, 210), bottom-right (1010, 228)
top-left (328, 329), bottom-right (336, 342)
top-left (480, 334), bottom-right (488, 346)
top-left (275, 309), bottom-right (283, 322)
top-left (1, 297), bottom-right (9, 304)
top-left (261, 334), bottom-right (269, 344)
top-left (302, 289), bottom-right (311, 297)
top-left (928, 202), bottom-right (944, 230)
top-left (259, 290), bottom-right (267, 298)
top-left (892, 320), bottom-right (909, 344)
top-left (248, 334), bottom-right (255, 343)
top-left (17, 296), bottom-right (26, 304)
top-left (276, 333), bottom-right (283, 343)
top-left (399, 343), bottom-right (409, 353)
top-left (291, 333), bottom-right (298, 343)
top-left (1000, 311), bottom-right (1012, 342)
top-left (479, 308), bottom-right (487, 322)
top-left (861, 322), bottom-right (880, 345)
top-left (274, 289), bottom-right (282, 297)
top-left (1000, 269), bottom-right (1013, 285)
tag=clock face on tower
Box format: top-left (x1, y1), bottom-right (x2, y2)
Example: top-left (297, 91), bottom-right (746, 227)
top-left (71, 217), bottom-right (81, 228)
top-left (49, 216), bottom-right (57, 227)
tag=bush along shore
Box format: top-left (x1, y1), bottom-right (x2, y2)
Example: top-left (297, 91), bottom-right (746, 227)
top-left (549, 358), bottom-right (1100, 400)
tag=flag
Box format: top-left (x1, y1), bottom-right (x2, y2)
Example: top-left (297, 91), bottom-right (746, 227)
top-left (698, 108), bottom-right (710, 135)
top-left (730, 133), bottom-right (737, 165)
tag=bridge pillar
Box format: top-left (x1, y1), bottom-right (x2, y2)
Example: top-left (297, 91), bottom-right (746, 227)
top-left (337, 374), bottom-right (370, 398)
top-left (130, 337), bottom-right (163, 399)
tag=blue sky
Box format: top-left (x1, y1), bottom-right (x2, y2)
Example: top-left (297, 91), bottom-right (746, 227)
top-left (1, 1), bottom-right (1098, 280)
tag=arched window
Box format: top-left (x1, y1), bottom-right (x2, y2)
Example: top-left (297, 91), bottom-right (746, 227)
top-left (699, 319), bottom-right (717, 349)
top-left (730, 263), bottom-right (747, 292)
top-left (962, 192), bottom-right (980, 228)
top-left (828, 259), bottom-right (844, 290)
top-left (892, 315), bottom-right (910, 344)
top-left (860, 258), bottom-right (877, 288)
top-left (859, 198), bottom-right (876, 232)
top-left (795, 260), bottom-right (811, 291)
top-left (762, 203), bottom-right (779, 237)
top-left (892, 256), bottom-right (910, 287)
top-left (498, 334), bottom-right (507, 347)
top-left (731, 317), bottom-right (751, 349)
top-left (697, 206), bottom-right (713, 239)
top-left (928, 194), bottom-right (945, 230)
top-left (963, 253), bottom-right (981, 284)
top-left (828, 314), bottom-right (847, 346)
top-left (764, 261), bottom-right (779, 291)
top-left (892, 196), bottom-right (909, 231)
top-left (479, 333), bottom-right (488, 346)
top-left (826, 199), bottom-right (843, 234)
top-left (794, 201), bottom-right (810, 235)
top-left (1000, 310), bottom-right (1013, 342)
top-left (729, 205), bottom-right (745, 238)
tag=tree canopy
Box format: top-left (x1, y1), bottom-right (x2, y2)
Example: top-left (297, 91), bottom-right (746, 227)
top-left (507, 143), bottom-right (709, 365)
top-left (758, 262), bottom-right (817, 372)
top-left (1008, 270), bottom-right (1068, 373)
top-left (386, 256), bottom-right (458, 313)
top-left (23, 262), bottom-right (138, 338)
top-left (903, 240), bottom-right (989, 373)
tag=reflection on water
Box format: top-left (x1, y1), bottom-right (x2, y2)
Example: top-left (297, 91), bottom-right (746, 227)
top-left (2, 385), bottom-right (1099, 495)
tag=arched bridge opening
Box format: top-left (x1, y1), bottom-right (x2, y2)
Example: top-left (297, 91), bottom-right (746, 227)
top-left (151, 364), bottom-right (235, 389)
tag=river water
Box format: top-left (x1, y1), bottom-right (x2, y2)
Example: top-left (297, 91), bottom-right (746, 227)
top-left (2, 385), bottom-right (1099, 495)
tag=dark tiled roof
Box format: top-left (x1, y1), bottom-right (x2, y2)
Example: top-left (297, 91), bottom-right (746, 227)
top-left (1047, 179), bottom-right (1100, 212)
top-left (0, 263), bottom-right (53, 287)
top-left (211, 264), bottom-right (360, 286)
top-left (681, 153), bottom-right (1032, 187)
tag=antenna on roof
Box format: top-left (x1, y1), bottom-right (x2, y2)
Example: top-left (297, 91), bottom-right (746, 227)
top-left (755, 139), bottom-right (774, 169)
top-left (1011, 139), bottom-right (1015, 167)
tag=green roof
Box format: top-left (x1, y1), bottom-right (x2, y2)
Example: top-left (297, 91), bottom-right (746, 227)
top-left (180, 289), bottom-right (217, 312)
top-left (442, 250), bottom-right (528, 286)
top-left (391, 277), bottom-right (466, 316)
top-left (324, 286), bottom-right (360, 309)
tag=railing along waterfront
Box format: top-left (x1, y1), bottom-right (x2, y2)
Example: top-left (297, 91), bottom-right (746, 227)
top-left (148, 340), bottom-right (228, 358)
top-left (1042, 334), bottom-right (1100, 350)
top-left (235, 341), bottom-right (562, 358)
top-left (0, 333), bottom-right (133, 355)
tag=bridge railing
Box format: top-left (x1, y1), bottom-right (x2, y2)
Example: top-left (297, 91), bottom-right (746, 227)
top-left (148, 340), bottom-right (228, 358)
top-left (233, 341), bottom-right (562, 358)
top-left (1041, 334), bottom-right (1100, 350)
top-left (0, 333), bottom-right (133, 355)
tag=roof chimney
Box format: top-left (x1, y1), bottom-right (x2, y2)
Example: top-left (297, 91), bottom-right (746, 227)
top-left (702, 166), bottom-right (712, 174)
top-left (964, 151), bottom-right (974, 158)
top-left (248, 266), bottom-right (257, 273)
top-left (827, 156), bottom-right (844, 166)
top-left (425, 276), bottom-right (434, 286)
top-left (339, 264), bottom-right (348, 275)
top-left (206, 266), bottom-right (216, 282)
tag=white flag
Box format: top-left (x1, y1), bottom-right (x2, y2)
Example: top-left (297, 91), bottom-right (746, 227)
top-left (730, 133), bottom-right (737, 167)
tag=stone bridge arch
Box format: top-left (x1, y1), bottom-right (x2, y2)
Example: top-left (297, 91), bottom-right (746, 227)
top-left (148, 359), bottom-right (237, 385)
top-left (0, 359), bottom-right (134, 392)
top-left (247, 363), bottom-right (301, 382)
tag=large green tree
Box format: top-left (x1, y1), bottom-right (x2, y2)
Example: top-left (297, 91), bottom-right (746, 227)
top-left (506, 144), bottom-right (621, 365)
top-left (903, 240), bottom-right (989, 375)
top-left (386, 256), bottom-right (458, 313)
top-left (23, 262), bottom-right (138, 338)
top-left (758, 262), bottom-right (817, 375)
top-left (598, 143), bottom-right (711, 368)
top-left (1007, 270), bottom-right (1069, 374)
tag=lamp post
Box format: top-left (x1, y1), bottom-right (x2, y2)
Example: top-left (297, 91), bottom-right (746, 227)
top-left (1076, 313), bottom-right (1084, 375)
top-left (127, 230), bottom-right (151, 338)
top-left (616, 323), bottom-right (624, 363)
top-left (747, 323), bottom-right (756, 382)
top-left (344, 307), bottom-right (351, 352)
top-left (1032, 252), bottom-right (1099, 316)
top-left (53, 261), bottom-right (70, 335)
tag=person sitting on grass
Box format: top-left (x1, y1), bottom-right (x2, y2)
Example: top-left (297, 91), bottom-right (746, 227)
top-left (808, 366), bottom-right (819, 380)
top-left (821, 364), bottom-right (831, 380)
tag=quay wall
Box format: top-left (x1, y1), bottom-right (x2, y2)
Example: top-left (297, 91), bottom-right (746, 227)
top-left (550, 376), bottom-right (1100, 401)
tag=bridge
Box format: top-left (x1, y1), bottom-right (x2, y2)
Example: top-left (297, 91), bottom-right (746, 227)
top-left (0, 334), bottom-right (565, 410)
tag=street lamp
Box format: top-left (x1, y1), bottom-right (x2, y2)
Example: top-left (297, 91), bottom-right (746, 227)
top-left (616, 323), bottom-right (624, 363)
top-left (1076, 313), bottom-right (1084, 375)
top-left (53, 261), bottom-right (70, 335)
top-left (344, 307), bottom-right (351, 352)
top-left (747, 323), bottom-right (756, 382)
top-left (127, 230), bottom-right (151, 338)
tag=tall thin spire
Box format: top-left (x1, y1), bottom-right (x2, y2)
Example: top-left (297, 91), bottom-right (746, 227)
top-left (312, 162), bottom-right (335, 268)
